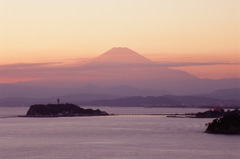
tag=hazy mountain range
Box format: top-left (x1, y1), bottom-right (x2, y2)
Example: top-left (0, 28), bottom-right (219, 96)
top-left (0, 47), bottom-right (239, 106)
top-left (77, 95), bottom-right (240, 107)
top-left (1, 89), bottom-right (239, 107)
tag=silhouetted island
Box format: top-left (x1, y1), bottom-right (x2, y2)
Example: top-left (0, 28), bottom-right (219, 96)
top-left (26, 103), bottom-right (109, 117)
top-left (205, 109), bottom-right (240, 134)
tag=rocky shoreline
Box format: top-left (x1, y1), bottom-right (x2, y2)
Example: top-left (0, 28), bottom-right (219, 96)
top-left (205, 109), bottom-right (240, 134)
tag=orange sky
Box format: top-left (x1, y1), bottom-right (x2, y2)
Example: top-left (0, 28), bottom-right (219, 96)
top-left (0, 0), bottom-right (239, 81)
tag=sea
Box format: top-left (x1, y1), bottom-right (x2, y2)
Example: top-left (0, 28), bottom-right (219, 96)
top-left (0, 106), bottom-right (239, 159)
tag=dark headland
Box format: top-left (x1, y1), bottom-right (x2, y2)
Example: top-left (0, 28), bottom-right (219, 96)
top-left (25, 103), bottom-right (109, 117)
top-left (205, 109), bottom-right (240, 134)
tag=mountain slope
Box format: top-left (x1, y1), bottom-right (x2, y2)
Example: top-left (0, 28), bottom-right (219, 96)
top-left (0, 84), bottom-right (168, 99)
top-left (1, 47), bottom-right (239, 96)
top-left (203, 88), bottom-right (240, 100)
top-left (78, 95), bottom-right (240, 107)
top-left (90, 47), bottom-right (152, 64)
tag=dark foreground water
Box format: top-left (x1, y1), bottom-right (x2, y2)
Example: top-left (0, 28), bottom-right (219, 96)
top-left (0, 107), bottom-right (239, 159)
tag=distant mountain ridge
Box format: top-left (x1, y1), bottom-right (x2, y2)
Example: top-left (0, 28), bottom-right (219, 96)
top-left (1, 94), bottom-right (239, 107)
top-left (0, 84), bottom-right (168, 99)
top-left (203, 88), bottom-right (240, 100)
top-left (1, 47), bottom-right (239, 97)
top-left (0, 84), bottom-right (239, 107)
top-left (77, 95), bottom-right (240, 107)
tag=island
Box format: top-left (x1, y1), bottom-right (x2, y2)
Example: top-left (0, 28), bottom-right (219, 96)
top-left (26, 103), bottom-right (109, 117)
top-left (205, 109), bottom-right (240, 134)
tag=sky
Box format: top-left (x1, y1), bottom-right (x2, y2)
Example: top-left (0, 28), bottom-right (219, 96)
top-left (0, 0), bottom-right (239, 82)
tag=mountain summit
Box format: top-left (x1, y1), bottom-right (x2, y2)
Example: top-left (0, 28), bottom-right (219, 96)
top-left (3, 47), bottom-right (238, 96)
top-left (92, 47), bottom-right (152, 64)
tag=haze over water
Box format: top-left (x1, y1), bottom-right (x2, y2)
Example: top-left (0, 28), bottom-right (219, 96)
top-left (0, 107), bottom-right (239, 159)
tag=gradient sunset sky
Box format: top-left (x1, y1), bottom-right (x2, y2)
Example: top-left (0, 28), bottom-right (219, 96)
top-left (0, 0), bottom-right (239, 81)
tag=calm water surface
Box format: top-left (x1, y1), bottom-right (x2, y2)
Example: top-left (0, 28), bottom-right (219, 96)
top-left (0, 107), bottom-right (239, 159)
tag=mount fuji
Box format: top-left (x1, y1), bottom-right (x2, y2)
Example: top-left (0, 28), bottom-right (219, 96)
top-left (0, 47), bottom-right (239, 101)
top-left (90, 47), bottom-right (152, 64)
